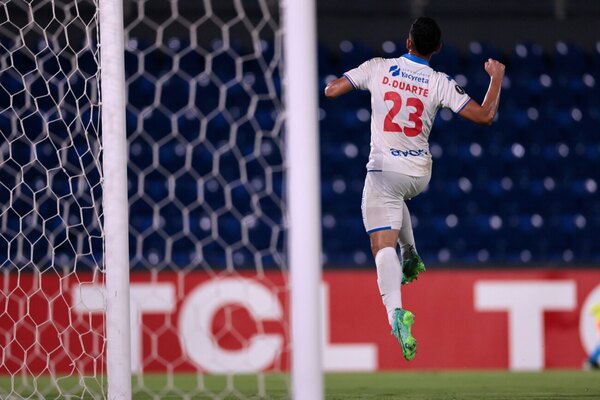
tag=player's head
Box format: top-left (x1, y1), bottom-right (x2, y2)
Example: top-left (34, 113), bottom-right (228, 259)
top-left (407, 17), bottom-right (442, 57)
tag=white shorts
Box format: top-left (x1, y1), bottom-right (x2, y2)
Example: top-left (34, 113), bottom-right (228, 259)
top-left (361, 171), bottom-right (431, 234)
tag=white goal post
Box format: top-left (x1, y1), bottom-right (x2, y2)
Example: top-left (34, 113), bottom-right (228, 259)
top-left (282, 0), bottom-right (324, 399)
top-left (99, 0), bottom-right (132, 399)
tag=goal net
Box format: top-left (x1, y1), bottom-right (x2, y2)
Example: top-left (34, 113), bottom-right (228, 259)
top-left (122, 0), bottom-right (289, 397)
top-left (0, 0), bottom-right (105, 398)
top-left (1, 0), bottom-right (294, 398)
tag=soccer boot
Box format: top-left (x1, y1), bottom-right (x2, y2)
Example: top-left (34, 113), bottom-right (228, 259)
top-left (391, 308), bottom-right (416, 361)
top-left (401, 246), bottom-right (426, 285)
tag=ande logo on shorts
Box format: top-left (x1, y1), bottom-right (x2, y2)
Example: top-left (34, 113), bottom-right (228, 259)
top-left (390, 148), bottom-right (429, 157)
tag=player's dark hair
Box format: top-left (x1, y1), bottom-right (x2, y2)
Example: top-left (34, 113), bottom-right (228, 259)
top-left (409, 17), bottom-right (442, 56)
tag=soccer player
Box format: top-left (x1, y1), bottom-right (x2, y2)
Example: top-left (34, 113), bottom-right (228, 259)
top-left (324, 17), bottom-right (505, 361)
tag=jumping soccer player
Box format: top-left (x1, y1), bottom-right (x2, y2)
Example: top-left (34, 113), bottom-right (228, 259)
top-left (324, 17), bottom-right (505, 361)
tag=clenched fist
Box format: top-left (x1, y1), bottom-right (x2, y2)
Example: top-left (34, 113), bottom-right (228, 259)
top-left (485, 58), bottom-right (505, 79)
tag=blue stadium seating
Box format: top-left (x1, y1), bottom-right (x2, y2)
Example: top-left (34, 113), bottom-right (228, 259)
top-left (314, 40), bottom-right (599, 266)
top-left (3, 39), bottom-right (599, 269)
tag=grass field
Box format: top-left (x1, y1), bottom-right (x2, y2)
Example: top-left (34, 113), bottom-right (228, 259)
top-left (1, 371), bottom-right (600, 399)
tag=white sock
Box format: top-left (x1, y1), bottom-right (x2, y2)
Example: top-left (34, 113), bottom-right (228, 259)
top-left (375, 247), bottom-right (403, 327)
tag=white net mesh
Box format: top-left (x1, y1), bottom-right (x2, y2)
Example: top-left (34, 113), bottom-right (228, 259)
top-left (124, 1), bottom-right (288, 397)
top-left (0, 0), bottom-right (105, 398)
top-left (2, 0), bottom-right (288, 398)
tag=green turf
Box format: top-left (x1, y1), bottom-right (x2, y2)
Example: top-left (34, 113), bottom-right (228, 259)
top-left (1, 371), bottom-right (599, 399)
top-left (326, 371), bottom-right (600, 399)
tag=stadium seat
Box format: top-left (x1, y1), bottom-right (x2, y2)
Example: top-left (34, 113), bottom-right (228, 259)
top-left (431, 43), bottom-right (461, 77)
top-left (160, 75), bottom-right (191, 112)
top-left (337, 40), bottom-right (373, 71)
top-left (553, 42), bottom-right (588, 79)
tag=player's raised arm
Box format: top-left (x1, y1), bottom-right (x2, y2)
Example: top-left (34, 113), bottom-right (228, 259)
top-left (324, 76), bottom-right (355, 99)
top-left (459, 58), bottom-right (505, 126)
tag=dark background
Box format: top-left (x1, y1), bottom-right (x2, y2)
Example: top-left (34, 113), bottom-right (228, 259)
top-left (1, 0), bottom-right (599, 271)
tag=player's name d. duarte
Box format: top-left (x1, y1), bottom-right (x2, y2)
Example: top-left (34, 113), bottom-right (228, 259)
top-left (381, 75), bottom-right (429, 97)
top-left (389, 148), bottom-right (430, 157)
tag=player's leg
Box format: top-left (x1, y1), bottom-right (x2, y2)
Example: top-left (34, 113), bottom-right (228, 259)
top-left (369, 228), bottom-right (416, 361)
top-left (370, 228), bottom-right (402, 326)
top-left (363, 172), bottom-right (405, 327)
top-left (363, 172), bottom-right (416, 360)
top-left (398, 202), bottom-right (426, 285)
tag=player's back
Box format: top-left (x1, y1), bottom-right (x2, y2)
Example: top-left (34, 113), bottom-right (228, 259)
top-left (344, 54), bottom-right (470, 177)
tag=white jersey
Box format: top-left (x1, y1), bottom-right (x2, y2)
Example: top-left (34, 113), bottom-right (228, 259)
top-left (344, 53), bottom-right (471, 177)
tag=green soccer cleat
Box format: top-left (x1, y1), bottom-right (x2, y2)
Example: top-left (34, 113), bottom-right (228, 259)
top-left (391, 308), bottom-right (417, 361)
top-left (401, 246), bottom-right (426, 285)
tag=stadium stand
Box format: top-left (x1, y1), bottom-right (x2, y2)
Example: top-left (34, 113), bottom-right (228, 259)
top-left (316, 39), bottom-right (599, 266)
top-left (2, 39), bottom-right (599, 268)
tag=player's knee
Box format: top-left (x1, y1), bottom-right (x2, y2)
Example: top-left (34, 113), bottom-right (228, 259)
top-left (370, 242), bottom-right (393, 258)
top-left (370, 229), bottom-right (399, 257)
top-left (369, 230), bottom-right (399, 258)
